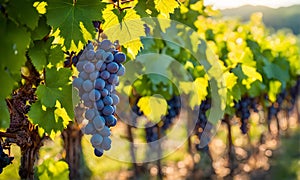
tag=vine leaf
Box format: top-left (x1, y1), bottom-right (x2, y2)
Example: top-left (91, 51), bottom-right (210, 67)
top-left (36, 68), bottom-right (74, 119)
top-left (103, 7), bottom-right (146, 57)
top-left (6, 0), bottom-right (40, 30)
top-left (154, 0), bottom-right (179, 18)
top-left (46, 0), bottom-right (106, 49)
top-left (0, 16), bottom-right (30, 100)
top-left (36, 159), bottom-right (69, 179)
top-left (28, 101), bottom-right (64, 135)
top-left (137, 96), bottom-right (168, 121)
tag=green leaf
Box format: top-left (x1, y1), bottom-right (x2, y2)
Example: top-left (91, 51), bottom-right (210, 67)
top-left (0, 99), bottom-right (9, 129)
top-left (36, 159), bottom-right (69, 180)
top-left (154, 0), bottom-right (179, 18)
top-left (28, 101), bottom-right (64, 134)
top-left (28, 39), bottom-right (53, 71)
top-left (0, 15), bottom-right (31, 74)
top-left (6, 0), bottom-right (40, 30)
top-left (36, 67), bottom-right (74, 119)
top-left (31, 16), bottom-right (51, 40)
top-left (0, 68), bottom-right (17, 100)
top-left (46, 0), bottom-right (106, 49)
top-left (48, 45), bottom-right (65, 65)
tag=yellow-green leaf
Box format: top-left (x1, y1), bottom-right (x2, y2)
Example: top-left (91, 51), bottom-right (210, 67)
top-left (154, 0), bottom-right (179, 18)
top-left (137, 95), bottom-right (168, 121)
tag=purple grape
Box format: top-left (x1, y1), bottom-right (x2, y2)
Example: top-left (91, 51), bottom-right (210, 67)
top-left (96, 60), bottom-right (104, 70)
top-left (79, 71), bottom-right (89, 79)
top-left (98, 126), bottom-right (111, 136)
top-left (91, 134), bottom-right (103, 146)
top-left (116, 64), bottom-right (125, 76)
top-left (95, 49), bottom-right (105, 60)
top-left (103, 52), bottom-right (114, 63)
top-left (106, 62), bottom-right (119, 73)
top-left (102, 105), bottom-right (114, 116)
top-left (100, 71), bottom-right (110, 80)
top-left (95, 78), bottom-right (105, 90)
top-left (73, 77), bottom-right (83, 89)
top-left (89, 71), bottom-right (99, 81)
top-left (100, 137), bottom-right (112, 150)
top-left (100, 89), bottom-right (109, 97)
top-left (103, 96), bottom-right (113, 105)
top-left (82, 80), bottom-right (93, 92)
top-left (85, 109), bottom-right (96, 120)
top-left (105, 84), bottom-right (114, 92)
top-left (94, 148), bottom-right (103, 157)
top-left (93, 115), bottom-right (105, 131)
top-left (100, 63), bottom-right (106, 72)
top-left (107, 74), bottom-right (118, 84)
top-left (86, 50), bottom-right (95, 60)
top-left (96, 99), bottom-right (104, 111)
top-left (99, 40), bottom-right (112, 51)
top-left (89, 89), bottom-right (101, 101)
top-left (114, 52), bottom-right (126, 63)
top-left (111, 93), bottom-right (120, 105)
top-left (84, 122), bottom-right (96, 134)
top-left (83, 62), bottom-right (95, 73)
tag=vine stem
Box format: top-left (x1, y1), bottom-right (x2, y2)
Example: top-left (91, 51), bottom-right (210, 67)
top-left (0, 131), bottom-right (17, 139)
top-left (224, 115), bottom-right (235, 176)
top-left (126, 120), bottom-right (139, 176)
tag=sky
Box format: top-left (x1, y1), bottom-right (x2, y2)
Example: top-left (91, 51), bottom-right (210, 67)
top-left (204, 0), bottom-right (300, 9)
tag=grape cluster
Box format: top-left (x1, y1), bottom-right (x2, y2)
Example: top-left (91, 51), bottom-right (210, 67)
top-left (267, 91), bottom-right (287, 121)
top-left (0, 144), bottom-right (14, 174)
top-left (73, 40), bottom-right (126, 157)
top-left (145, 96), bottom-right (181, 143)
top-left (195, 99), bottom-right (211, 151)
top-left (234, 97), bottom-right (257, 134)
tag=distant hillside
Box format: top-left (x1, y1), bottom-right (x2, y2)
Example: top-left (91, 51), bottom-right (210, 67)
top-left (222, 5), bottom-right (300, 34)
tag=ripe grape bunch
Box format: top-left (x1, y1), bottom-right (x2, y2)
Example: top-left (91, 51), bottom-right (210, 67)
top-left (73, 40), bottom-right (126, 157)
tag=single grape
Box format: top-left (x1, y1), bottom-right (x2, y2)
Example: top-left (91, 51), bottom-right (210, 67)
top-left (100, 89), bottom-right (109, 97)
top-left (96, 60), bottom-right (104, 70)
top-left (99, 39), bottom-right (112, 51)
top-left (103, 52), bottom-right (114, 63)
top-left (100, 71), bottom-right (110, 80)
top-left (100, 137), bottom-right (112, 150)
top-left (95, 78), bottom-right (105, 90)
top-left (96, 99), bottom-right (104, 111)
top-left (82, 80), bottom-right (93, 92)
top-left (106, 62), bottom-right (119, 73)
top-left (100, 63), bottom-right (106, 72)
top-left (81, 93), bottom-right (89, 102)
top-left (105, 84), bottom-right (114, 92)
top-left (91, 134), bottom-right (103, 147)
top-left (85, 109), bottom-right (96, 121)
top-left (79, 71), bottom-right (89, 80)
top-left (84, 99), bottom-right (94, 108)
top-left (73, 77), bottom-right (83, 89)
top-left (95, 49), bottom-right (105, 60)
top-left (116, 64), bottom-right (125, 76)
top-left (83, 62), bottom-right (95, 73)
top-left (103, 96), bottom-right (113, 105)
top-left (114, 52), bottom-right (126, 63)
top-left (102, 105), bottom-right (114, 116)
top-left (93, 115), bottom-right (105, 131)
top-left (94, 148), bottom-right (103, 157)
top-left (89, 89), bottom-right (101, 102)
top-left (98, 126), bottom-right (111, 137)
top-left (89, 71), bottom-right (99, 81)
top-left (86, 50), bottom-right (95, 60)
top-left (104, 115), bottom-right (115, 125)
top-left (84, 122), bottom-right (96, 134)
top-left (76, 61), bottom-right (87, 72)
top-left (111, 93), bottom-right (120, 105)
top-left (107, 74), bottom-right (118, 84)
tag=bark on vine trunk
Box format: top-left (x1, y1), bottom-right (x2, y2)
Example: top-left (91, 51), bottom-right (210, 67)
top-left (62, 122), bottom-right (84, 180)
